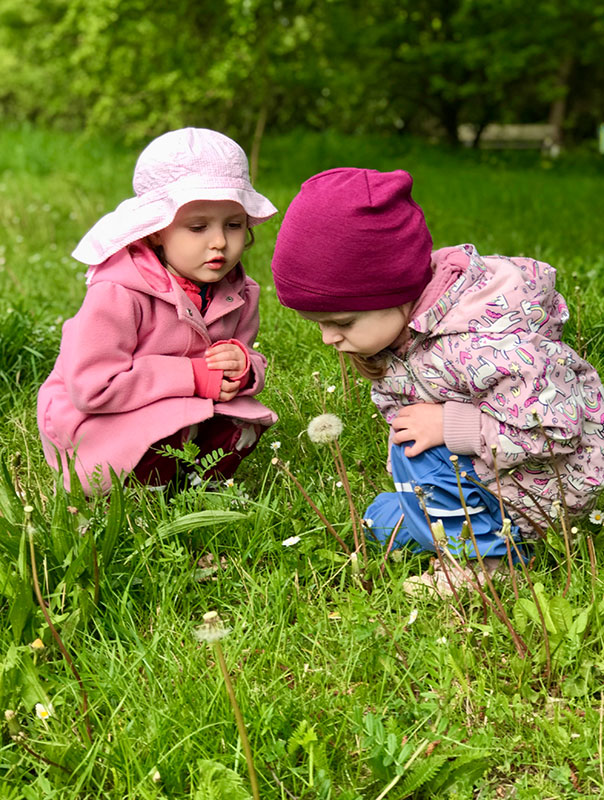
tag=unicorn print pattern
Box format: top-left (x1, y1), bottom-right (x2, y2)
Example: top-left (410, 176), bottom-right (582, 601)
top-left (372, 244), bottom-right (604, 534)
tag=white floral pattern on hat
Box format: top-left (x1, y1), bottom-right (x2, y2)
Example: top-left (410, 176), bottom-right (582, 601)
top-left (72, 128), bottom-right (277, 265)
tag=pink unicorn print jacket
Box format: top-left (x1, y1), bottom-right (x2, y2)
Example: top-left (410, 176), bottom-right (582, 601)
top-left (371, 244), bottom-right (604, 533)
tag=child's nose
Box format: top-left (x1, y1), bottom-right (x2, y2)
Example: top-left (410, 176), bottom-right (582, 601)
top-left (210, 227), bottom-right (227, 248)
top-left (320, 326), bottom-right (342, 346)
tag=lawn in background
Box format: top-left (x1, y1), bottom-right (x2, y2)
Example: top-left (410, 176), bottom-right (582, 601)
top-left (1, 126), bottom-right (604, 798)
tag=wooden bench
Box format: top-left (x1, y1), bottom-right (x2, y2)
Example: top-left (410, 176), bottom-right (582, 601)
top-left (458, 123), bottom-right (558, 151)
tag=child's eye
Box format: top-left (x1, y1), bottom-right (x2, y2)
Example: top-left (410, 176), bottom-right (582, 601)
top-left (189, 225), bottom-right (207, 232)
top-left (227, 221), bottom-right (244, 229)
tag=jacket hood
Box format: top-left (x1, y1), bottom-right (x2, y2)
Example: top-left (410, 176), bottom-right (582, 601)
top-left (408, 244), bottom-right (566, 342)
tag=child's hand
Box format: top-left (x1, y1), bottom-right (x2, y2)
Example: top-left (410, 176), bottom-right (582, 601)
top-left (218, 378), bottom-right (241, 402)
top-left (391, 403), bottom-right (445, 457)
top-left (206, 343), bottom-right (247, 378)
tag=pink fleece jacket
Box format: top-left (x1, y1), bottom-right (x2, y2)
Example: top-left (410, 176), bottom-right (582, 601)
top-left (37, 242), bottom-right (276, 493)
top-left (372, 244), bottom-right (604, 534)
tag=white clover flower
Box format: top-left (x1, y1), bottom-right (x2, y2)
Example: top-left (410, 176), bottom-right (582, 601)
top-left (589, 509), bottom-right (604, 525)
top-left (270, 441), bottom-right (281, 451)
top-left (326, 385), bottom-right (336, 393)
top-left (35, 703), bottom-right (53, 721)
top-left (407, 608), bottom-right (418, 626)
top-left (282, 535), bottom-right (301, 547)
top-left (193, 611), bottom-right (231, 644)
top-left (307, 413), bottom-right (343, 444)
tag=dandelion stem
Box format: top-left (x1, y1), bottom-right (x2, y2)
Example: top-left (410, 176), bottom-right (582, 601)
top-left (212, 640), bottom-right (260, 800)
top-left (272, 458), bottom-right (351, 554)
top-left (27, 521), bottom-right (92, 743)
top-left (415, 489), bottom-right (466, 617)
top-left (331, 440), bottom-right (366, 562)
top-left (379, 511), bottom-right (405, 577)
top-left (490, 448), bottom-right (519, 600)
top-left (587, 535), bottom-right (597, 603)
top-left (507, 534), bottom-right (551, 684)
top-left (462, 472), bottom-right (546, 538)
top-left (450, 458), bottom-right (528, 659)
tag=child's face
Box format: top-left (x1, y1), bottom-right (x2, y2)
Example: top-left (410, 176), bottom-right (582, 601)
top-left (149, 199), bottom-right (247, 284)
top-left (299, 305), bottom-right (412, 357)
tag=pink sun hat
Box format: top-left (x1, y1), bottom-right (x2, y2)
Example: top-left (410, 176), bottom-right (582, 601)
top-left (71, 128), bottom-right (278, 265)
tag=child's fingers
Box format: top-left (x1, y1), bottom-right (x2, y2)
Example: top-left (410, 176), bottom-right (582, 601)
top-left (218, 379), bottom-right (241, 402)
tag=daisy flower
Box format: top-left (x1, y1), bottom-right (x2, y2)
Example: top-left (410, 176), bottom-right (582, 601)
top-left (589, 509), bottom-right (604, 525)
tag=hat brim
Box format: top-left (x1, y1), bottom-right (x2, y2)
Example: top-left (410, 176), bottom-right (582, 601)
top-left (72, 178), bottom-right (278, 265)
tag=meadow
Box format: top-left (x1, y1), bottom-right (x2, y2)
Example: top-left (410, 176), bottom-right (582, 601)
top-left (1, 126), bottom-right (604, 799)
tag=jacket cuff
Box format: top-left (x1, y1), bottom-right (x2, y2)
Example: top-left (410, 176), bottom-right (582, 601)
top-left (213, 338), bottom-right (251, 382)
top-left (444, 401), bottom-right (482, 455)
top-left (191, 358), bottom-right (223, 401)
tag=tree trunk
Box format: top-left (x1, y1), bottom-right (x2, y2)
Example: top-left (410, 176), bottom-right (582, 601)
top-left (250, 102), bottom-right (268, 185)
top-left (548, 56), bottom-right (573, 146)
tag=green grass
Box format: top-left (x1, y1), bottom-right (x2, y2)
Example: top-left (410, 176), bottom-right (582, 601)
top-left (1, 126), bottom-right (604, 798)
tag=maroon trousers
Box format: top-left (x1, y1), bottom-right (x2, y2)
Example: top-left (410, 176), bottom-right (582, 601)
top-left (131, 416), bottom-right (261, 486)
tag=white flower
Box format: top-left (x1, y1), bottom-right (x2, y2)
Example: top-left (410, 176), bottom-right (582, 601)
top-left (35, 703), bottom-right (53, 721)
top-left (436, 636), bottom-right (448, 645)
top-left (307, 413), bottom-right (343, 444)
top-left (224, 478), bottom-right (235, 488)
top-left (407, 608), bottom-right (418, 626)
top-left (270, 441), bottom-right (281, 451)
top-left (335, 480), bottom-right (343, 488)
top-left (282, 535), bottom-right (301, 547)
top-left (193, 611), bottom-right (231, 644)
top-left (589, 509), bottom-right (604, 525)
top-left (252, 341), bottom-right (260, 349)
top-left (362, 518), bottom-right (374, 528)
top-left (326, 385), bottom-right (336, 393)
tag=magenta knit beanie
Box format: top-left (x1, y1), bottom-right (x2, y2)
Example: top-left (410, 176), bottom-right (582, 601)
top-left (270, 167), bottom-right (433, 311)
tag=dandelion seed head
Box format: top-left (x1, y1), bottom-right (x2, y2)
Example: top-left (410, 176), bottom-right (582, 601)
top-left (193, 611), bottom-right (231, 643)
top-left (307, 413), bottom-right (343, 444)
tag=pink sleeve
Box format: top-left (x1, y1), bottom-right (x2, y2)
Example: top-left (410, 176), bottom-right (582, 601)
top-left (190, 358), bottom-right (223, 401)
top-left (444, 401), bottom-right (482, 455)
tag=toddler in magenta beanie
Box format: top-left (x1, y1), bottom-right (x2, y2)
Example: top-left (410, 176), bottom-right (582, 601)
top-left (271, 167), bottom-right (604, 595)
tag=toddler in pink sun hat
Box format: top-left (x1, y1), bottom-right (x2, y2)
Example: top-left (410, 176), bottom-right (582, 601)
top-left (38, 128), bottom-right (278, 494)
top-left (271, 167), bottom-right (604, 595)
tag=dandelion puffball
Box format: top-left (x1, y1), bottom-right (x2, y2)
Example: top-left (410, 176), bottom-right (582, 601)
top-left (307, 414), bottom-right (343, 444)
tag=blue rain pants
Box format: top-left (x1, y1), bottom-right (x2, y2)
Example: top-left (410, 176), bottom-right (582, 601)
top-left (364, 444), bottom-right (523, 559)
